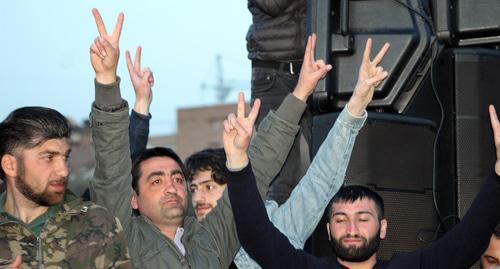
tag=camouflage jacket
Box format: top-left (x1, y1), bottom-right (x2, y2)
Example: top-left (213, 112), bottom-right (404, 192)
top-left (0, 194), bottom-right (133, 269)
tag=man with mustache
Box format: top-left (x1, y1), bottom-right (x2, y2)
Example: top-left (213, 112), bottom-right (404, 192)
top-left (185, 148), bottom-right (228, 221)
top-left (0, 106), bottom-right (132, 268)
top-left (87, 8), bottom-right (327, 268)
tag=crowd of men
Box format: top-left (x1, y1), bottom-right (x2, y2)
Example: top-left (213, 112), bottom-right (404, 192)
top-left (0, 6), bottom-right (499, 269)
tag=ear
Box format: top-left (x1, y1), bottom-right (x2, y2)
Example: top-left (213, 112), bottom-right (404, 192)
top-left (131, 190), bottom-right (139, 210)
top-left (1, 154), bottom-right (18, 178)
top-left (326, 222), bottom-right (332, 241)
top-left (380, 218), bottom-right (388, 239)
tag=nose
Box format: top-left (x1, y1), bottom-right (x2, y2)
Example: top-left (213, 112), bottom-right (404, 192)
top-left (55, 158), bottom-right (69, 178)
top-left (192, 189), bottom-right (206, 204)
top-left (345, 220), bottom-right (359, 236)
top-left (163, 178), bottom-right (178, 194)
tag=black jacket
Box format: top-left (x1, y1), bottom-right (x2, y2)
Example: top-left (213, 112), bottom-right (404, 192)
top-left (246, 0), bottom-right (306, 62)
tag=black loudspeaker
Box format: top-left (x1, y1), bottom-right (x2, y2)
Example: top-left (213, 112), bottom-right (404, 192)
top-left (307, 47), bottom-right (500, 264)
top-left (309, 112), bottom-right (439, 260)
top-left (435, 48), bottom-right (500, 219)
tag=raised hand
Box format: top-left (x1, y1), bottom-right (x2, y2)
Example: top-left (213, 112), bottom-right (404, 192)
top-left (489, 105), bottom-right (500, 175)
top-left (223, 92), bottom-right (261, 169)
top-left (0, 256), bottom-right (21, 269)
top-left (89, 8), bottom-right (124, 84)
top-left (126, 47), bottom-right (154, 115)
top-left (348, 38), bottom-right (390, 116)
top-left (293, 33), bottom-right (333, 101)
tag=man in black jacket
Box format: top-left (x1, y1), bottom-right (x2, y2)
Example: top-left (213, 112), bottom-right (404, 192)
top-left (246, 0), bottom-right (309, 205)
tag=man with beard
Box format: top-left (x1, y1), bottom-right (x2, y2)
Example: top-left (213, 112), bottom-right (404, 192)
top-left (0, 107), bottom-right (132, 268)
top-left (227, 103), bottom-right (500, 269)
top-left (185, 148), bottom-right (228, 221)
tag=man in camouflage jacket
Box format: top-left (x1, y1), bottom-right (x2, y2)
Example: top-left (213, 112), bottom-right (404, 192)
top-left (0, 106), bottom-right (132, 268)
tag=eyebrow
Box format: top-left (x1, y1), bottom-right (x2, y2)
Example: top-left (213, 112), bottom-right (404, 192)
top-left (190, 179), bottom-right (215, 188)
top-left (146, 171), bottom-right (166, 181)
top-left (39, 148), bottom-right (72, 156)
top-left (332, 211), bottom-right (376, 217)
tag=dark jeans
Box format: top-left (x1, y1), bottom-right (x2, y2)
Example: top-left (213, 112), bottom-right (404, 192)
top-left (251, 66), bottom-right (312, 205)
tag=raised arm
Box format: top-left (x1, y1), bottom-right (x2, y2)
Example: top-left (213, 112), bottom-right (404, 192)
top-left (269, 37), bottom-right (389, 247)
top-left (414, 105), bottom-right (500, 268)
top-left (249, 34), bottom-right (332, 199)
top-left (126, 47), bottom-right (154, 160)
top-left (88, 8), bottom-right (134, 228)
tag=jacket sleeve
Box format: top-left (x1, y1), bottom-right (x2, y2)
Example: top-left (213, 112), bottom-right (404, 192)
top-left (129, 109), bottom-right (150, 161)
top-left (269, 107), bottom-right (366, 248)
top-left (252, 0), bottom-right (296, 17)
top-left (198, 93), bottom-right (303, 268)
top-left (97, 215), bottom-right (134, 269)
top-left (249, 93), bottom-right (304, 199)
top-left (89, 78), bottom-right (134, 230)
top-left (228, 163), bottom-right (329, 269)
top-left (416, 171), bottom-right (500, 268)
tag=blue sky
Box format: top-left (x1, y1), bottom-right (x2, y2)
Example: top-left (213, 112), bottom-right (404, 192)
top-left (0, 1), bottom-right (251, 135)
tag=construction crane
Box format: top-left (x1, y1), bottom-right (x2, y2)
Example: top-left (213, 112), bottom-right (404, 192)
top-left (200, 54), bottom-right (234, 102)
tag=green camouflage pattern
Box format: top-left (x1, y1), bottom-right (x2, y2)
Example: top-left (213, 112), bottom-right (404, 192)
top-left (0, 198), bottom-right (133, 269)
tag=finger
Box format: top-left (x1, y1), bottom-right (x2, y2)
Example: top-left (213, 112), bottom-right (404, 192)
top-left (112, 12), bottom-right (124, 41)
top-left (134, 46), bottom-right (142, 73)
top-left (90, 44), bottom-right (105, 59)
top-left (228, 113), bottom-right (237, 128)
top-left (6, 255), bottom-right (22, 268)
top-left (223, 119), bottom-right (232, 133)
top-left (363, 38), bottom-right (373, 63)
top-left (490, 105), bottom-right (500, 142)
top-left (365, 70), bottom-right (388, 85)
top-left (233, 119), bottom-right (250, 140)
top-left (248, 98), bottom-right (261, 124)
top-left (237, 92), bottom-right (245, 119)
top-left (303, 35), bottom-right (313, 66)
top-left (99, 37), bottom-right (114, 55)
top-left (311, 33), bottom-right (317, 64)
top-left (318, 64), bottom-right (333, 79)
top-left (94, 37), bottom-right (107, 57)
top-left (372, 42), bottom-right (390, 66)
top-left (92, 8), bottom-right (108, 37)
top-left (125, 50), bottom-right (135, 75)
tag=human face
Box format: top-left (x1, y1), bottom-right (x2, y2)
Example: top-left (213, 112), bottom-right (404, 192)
top-left (13, 139), bottom-right (70, 206)
top-left (481, 235), bottom-right (500, 268)
top-left (131, 157), bottom-right (188, 227)
top-left (327, 198), bottom-right (387, 263)
top-left (190, 170), bottom-right (226, 221)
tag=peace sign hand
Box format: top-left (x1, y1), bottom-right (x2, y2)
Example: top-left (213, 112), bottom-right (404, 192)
top-left (89, 8), bottom-right (124, 84)
top-left (126, 47), bottom-right (154, 115)
top-left (348, 38), bottom-right (390, 116)
top-left (223, 92), bottom-right (261, 169)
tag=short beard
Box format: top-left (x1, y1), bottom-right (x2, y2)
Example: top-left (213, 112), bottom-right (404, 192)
top-left (331, 230), bottom-right (381, 262)
top-left (15, 158), bottom-right (66, 206)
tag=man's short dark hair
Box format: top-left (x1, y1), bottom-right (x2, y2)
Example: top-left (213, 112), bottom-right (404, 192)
top-left (0, 106), bottom-right (70, 178)
top-left (494, 222), bottom-right (500, 238)
top-left (131, 147), bottom-right (187, 195)
top-left (185, 148), bottom-right (228, 185)
top-left (327, 185), bottom-right (385, 221)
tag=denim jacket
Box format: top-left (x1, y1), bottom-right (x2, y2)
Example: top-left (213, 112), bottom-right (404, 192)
top-left (234, 106), bottom-right (366, 269)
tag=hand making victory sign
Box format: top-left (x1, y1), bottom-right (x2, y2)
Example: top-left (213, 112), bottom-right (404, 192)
top-left (348, 38), bottom-right (390, 116)
top-left (223, 93), bottom-right (261, 169)
top-left (293, 33), bottom-right (333, 102)
top-left (126, 46), bottom-right (154, 115)
top-left (90, 8), bottom-right (124, 84)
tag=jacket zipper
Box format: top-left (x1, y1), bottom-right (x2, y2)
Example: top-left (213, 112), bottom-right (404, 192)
top-left (36, 236), bottom-right (43, 269)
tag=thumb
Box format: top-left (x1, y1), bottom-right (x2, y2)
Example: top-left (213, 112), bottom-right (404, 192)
top-left (7, 255), bottom-right (22, 268)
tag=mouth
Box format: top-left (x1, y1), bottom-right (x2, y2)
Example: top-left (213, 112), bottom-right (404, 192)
top-left (195, 206), bottom-right (212, 214)
top-left (341, 238), bottom-right (365, 245)
top-left (48, 181), bottom-right (67, 192)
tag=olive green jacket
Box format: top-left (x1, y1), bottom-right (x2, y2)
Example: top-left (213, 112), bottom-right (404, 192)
top-left (89, 79), bottom-right (302, 269)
